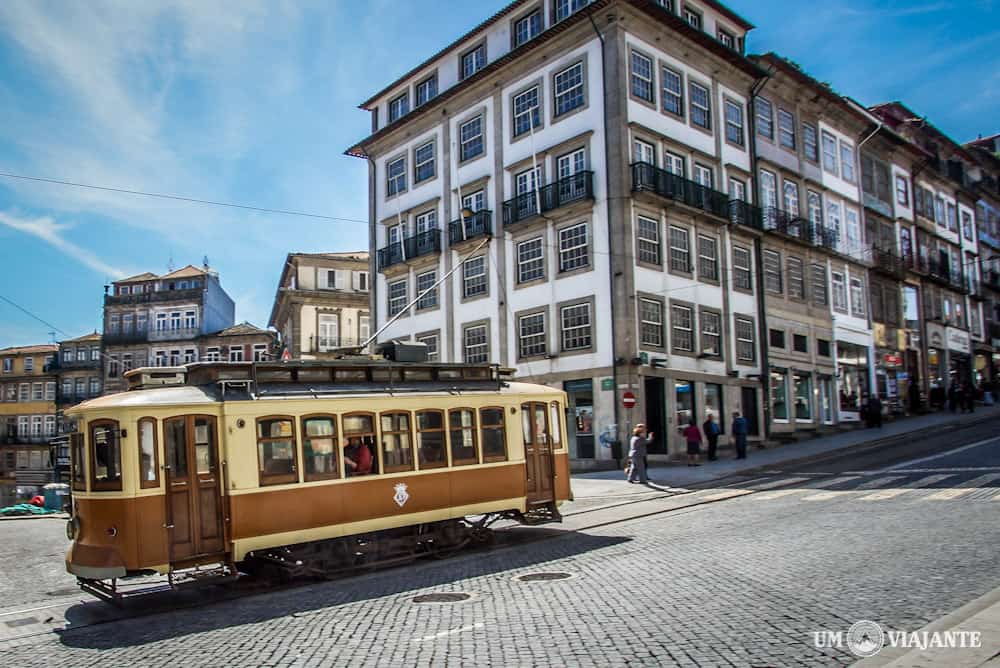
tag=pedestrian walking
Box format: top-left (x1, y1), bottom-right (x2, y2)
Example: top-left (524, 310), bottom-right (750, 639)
top-left (703, 414), bottom-right (720, 461)
top-left (683, 418), bottom-right (702, 467)
top-left (866, 394), bottom-right (883, 429)
top-left (948, 383), bottom-right (960, 413)
top-left (731, 411), bottom-right (748, 459)
top-left (963, 384), bottom-right (975, 414)
top-left (627, 424), bottom-right (654, 484)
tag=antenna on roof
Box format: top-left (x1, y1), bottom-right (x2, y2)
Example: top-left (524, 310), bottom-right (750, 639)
top-left (167, 254), bottom-right (175, 272)
top-left (202, 255), bottom-right (210, 270)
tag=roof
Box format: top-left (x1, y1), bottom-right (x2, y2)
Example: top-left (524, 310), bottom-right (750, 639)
top-left (291, 251), bottom-right (370, 262)
top-left (751, 53), bottom-right (870, 126)
top-left (161, 265), bottom-right (209, 280)
top-left (60, 332), bottom-right (101, 344)
top-left (869, 101), bottom-right (978, 163)
top-left (0, 344), bottom-right (58, 355)
top-left (209, 322), bottom-right (272, 337)
top-left (115, 272), bottom-right (157, 284)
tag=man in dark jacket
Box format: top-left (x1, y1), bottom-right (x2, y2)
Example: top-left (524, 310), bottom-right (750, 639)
top-left (866, 394), bottom-right (883, 428)
top-left (703, 414), bottom-right (721, 461)
top-left (731, 412), bottom-right (749, 459)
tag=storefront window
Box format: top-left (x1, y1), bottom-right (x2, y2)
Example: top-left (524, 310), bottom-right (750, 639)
top-left (837, 342), bottom-right (869, 414)
top-left (704, 383), bottom-right (724, 433)
top-left (794, 373), bottom-right (812, 421)
top-left (819, 377), bottom-right (834, 424)
top-left (771, 371), bottom-right (789, 421)
top-left (675, 381), bottom-right (695, 427)
top-left (564, 379), bottom-right (594, 459)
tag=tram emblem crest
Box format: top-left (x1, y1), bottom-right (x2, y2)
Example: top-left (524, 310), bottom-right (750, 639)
top-left (393, 483), bottom-right (410, 507)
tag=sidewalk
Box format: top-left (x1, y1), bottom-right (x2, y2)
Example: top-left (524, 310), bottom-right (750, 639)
top-left (568, 406), bottom-right (1000, 508)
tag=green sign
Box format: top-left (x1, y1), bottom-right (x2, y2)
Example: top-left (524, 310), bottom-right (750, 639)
top-left (639, 352), bottom-right (649, 365)
top-left (600, 377), bottom-right (614, 391)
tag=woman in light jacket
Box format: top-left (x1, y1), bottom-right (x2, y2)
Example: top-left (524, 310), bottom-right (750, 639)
top-left (627, 424), bottom-right (654, 484)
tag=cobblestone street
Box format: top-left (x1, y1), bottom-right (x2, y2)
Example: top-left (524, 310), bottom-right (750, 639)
top-left (2, 421), bottom-right (1000, 667)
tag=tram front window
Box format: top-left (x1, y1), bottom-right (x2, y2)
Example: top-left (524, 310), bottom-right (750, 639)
top-left (89, 421), bottom-right (122, 491)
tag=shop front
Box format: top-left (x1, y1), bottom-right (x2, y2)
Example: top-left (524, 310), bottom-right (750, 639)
top-left (836, 341), bottom-right (870, 421)
top-left (947, 327), bottom-right (972, 386)
top-left (875, 352), bottom-right (904, 414)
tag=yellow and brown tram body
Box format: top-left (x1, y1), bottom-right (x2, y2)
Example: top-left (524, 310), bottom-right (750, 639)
top-left (64, 361), bottom-right (571, 583)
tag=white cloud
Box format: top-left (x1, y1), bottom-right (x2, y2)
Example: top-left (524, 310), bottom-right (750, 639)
top-left (0, 211), bottom-right (129, 279)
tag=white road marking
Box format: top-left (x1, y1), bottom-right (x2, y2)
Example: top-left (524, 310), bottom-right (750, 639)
top-left (853, 475), bottom-right (907, 490)
top-left (753, 489), bottom-right (803, 501)
top-left (881, 467), bottom-right (1000, 474)
top-left (0, 601), bottom-right (81, 618)
top-left (698, 489), bottom-right (754, 502)
top-left (858, 474), bottom-right (955, 501)
top-left (807, 475), bottom-right (861, 489)
top-left (411, 622), bottom-right (485, 643)
top-left (801, 491), bottom-right (851, 501)
top-left (923, 474), bottom-right (1000, 501)
top-left (751, 477), bottom-right (810, 491)
top-left (881, 436), bottom-right (1000, 472)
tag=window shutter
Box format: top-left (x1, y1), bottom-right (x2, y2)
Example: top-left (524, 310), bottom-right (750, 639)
top-left (351, 271), bottom-right (361, 291)
top-left (334, 270), bottom-right (346, 289)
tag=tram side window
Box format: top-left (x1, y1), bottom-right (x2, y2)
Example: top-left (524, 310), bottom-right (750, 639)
top-left (480, 407), bottom-right (507, 462)
top-left (416, 410), bottom-right (447, 470)
top-left (302, 416), bottom-right (338, 481)
top-left (343, 413), bottom-right (377, 477)
top-left (164, 417), bottom-right (188, 478)
top-left (138, 417), bottom-right (160, 488)
top-left (256, 417), bottom-right (298, 486)
top-left (449, 409), bottom-right (479, 466)
top-left (70, 432), bottom-right (86, 491)
top-left (380, 412), bottom-right (414, 473)
top-left (89, 420), bottom-right (122, 491)
top-left (521, 404), bottom-right (533, 445)
top-left (549, 402), bottom-right (563, 448)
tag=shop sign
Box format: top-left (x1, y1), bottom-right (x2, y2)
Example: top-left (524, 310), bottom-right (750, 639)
top-left (946, 327), bottom-right (970, 353)
top-left (926, 322), bottom-right (945, 349)
top-left (883, 353), bottom-right (903, 367)
top-left (873, 323), bottom-right (886, 347)
top-left (600, 378), bottom-right (614, 391)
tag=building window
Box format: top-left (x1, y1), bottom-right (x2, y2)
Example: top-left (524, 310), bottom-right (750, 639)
top-left (850, 277), bottom-right (866, 316)
top-left (733, 246), bottom-right (752, 291)
top-left (822, 131), bottom-right (838, 173)
top-left (415, 209), bottom-right (437, 236)
top-left (637, 216), bottom-right (661, 265)
top-left (729, 178), bottom-right (746, 202)
top-left (630, 51), bottom-right (654, 103)
top-left (693, 163), bottom-right (713, 188)
top-left (556, 0), bottom-right (591, 21)
top-left (354, 271), bottom-right (369, 292)
top-left (688, 81), bottom-right (711, 130)
top-left (962, 211), bottom-right (974, 240)
top-left (386, 156), bottom-right (406, 196)
top-left (817, 339), bottom-right (831, 357)
top-left (755, 97), bottom-right (774, 140)
top-left (735, 317), bottom-right (755, 362)
top-left (229, 346), bottom-right (244, 362)
top-left (553, 61), bottom-right (585, 116)
top-left (463, 324), bottom-right (489, 363)
top-left (807, 190), bottom-right (823, 227)
top-left (416, 333), bottom-right (439, 362)
top-left (415, 74), bottom-right (438, 107)
top-left (388, 92), bottom-right (409, 123)
top-left (416, 270), bottom-right (438, 310)
top-left (45, 381), bottom-right (56, 400)
top-left (512, 86), bottom-right (541, 137)
top-left (793, 334), bottom-right (808, 353)
top-left (717, 29), bottom-right (735, 49)
top-left (840, 141), bottom-right (855, 182)
top-left (204, 347), bottom-right (220, 362)
top-left (803, 122), bottom-right (818, 162)
top-left (895, 175), bottom-right (909, 206)
top-left (558, 223), bottom-right (589, 272)
top-left (777, 109), bottom-right (796, 149)
top-left (683, 5), bottom-right (702, 28)
top-left (561, 302), bottom-right (592, 351)
top-left (414, 141), bottom-right (435, 183)
top-left (698, 235), bottom-right (718, 281)
top-left (31, 382), bottom-right (42, 400)
top-left (633, 138), bottom-right (655, 165)
top-left (514, 10), bottom-right (542, 47)
top-left (517, 238), bottom-right (545, 283)
top-left (946, 202), bottom-right (958, 233)
top-left (787, 257), bottom-right (805, 299)
top-left (700, 309), bottom-right (722, 356)
top-left (832, 271), bottom-right (848, 313)
top-left (664, 151), bottom-right (685, 177)
top-left (461, 43), bottom-right (486, 80)
top-left (811, 263), bottom-right (828, 305)
top-left (661, 66), bottom-right (683, 117)
top-left (783, 180), bottom-right (800, 216)
top-left (639, 298), bottom-right (664, 348)
top-left (769, 329), bottom-right (785, 349)
top-left (89, 378), bottom-right (99, 395)
top-left (518, 312), bottom-right (547, 358)
top-left (724, 99), bottom-right (744, 145)
top-left (763, 249), bottom-right (782, 294)
top-left (827, 202), bottom-right (841, 238)
top-left (463, 256), bottom-right (488, 298)
top-left (388, 279), bottom-right (408, 316)
top-left (669, 226), bottom-right (691, 273)
top-left (671, 304), bottom-right (694, 352)
top-left (459, 116), bottom-right (484, 162)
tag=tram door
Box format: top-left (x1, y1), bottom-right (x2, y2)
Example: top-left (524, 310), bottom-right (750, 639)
top-left (521, 402), bottom-right (555, 505)
top-left (163, 415), bottom-right (225, 562)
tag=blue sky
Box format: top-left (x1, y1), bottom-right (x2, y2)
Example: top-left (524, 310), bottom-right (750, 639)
top-left (0, 0), bottom-right (997, 346)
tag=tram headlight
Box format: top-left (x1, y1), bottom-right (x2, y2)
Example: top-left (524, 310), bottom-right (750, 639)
top-left (66, 516), bottom-right (80, 540)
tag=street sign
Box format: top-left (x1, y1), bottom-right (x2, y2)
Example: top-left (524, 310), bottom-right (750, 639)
top-left (600, 378), bottom-right (614, 391)
top-left (622, 391), bottom-right (636, 409)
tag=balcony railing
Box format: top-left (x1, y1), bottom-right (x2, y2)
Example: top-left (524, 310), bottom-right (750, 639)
top-left (448, 210), bottom-right (493, 245)
top-left (377, 229), bottom-right (442, 270)
top-left (148, 326), bottom-right (201, 342)
top-left (814, 227), bottom-right (839, 251)
top-left (912, 256), bottom-right (968, 293)
top-left (104, 287), bottom-right (203, 306)
top-left (503, 171), bottom-right (594, 227)
top-left (102, 331), bottom-right (149, 345)
top-left (54, 358), bottom-right (101, 370)
top-left (986, 270), bottom-right (1000, 291)
top-left (727, 200), bottom-right (764, 230)
top-left (631, 163), bottom-right (728, 220)
top-left (978, 229), bottom-right (1000, 250)
top-left (871, 246), bottom-right (907, 280)
top-left (762, 207), bottom-right (813, 244)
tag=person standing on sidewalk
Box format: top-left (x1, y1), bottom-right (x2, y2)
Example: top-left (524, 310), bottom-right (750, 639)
top-left (683, 419), bottom-right (702, 467)
top-left (731, 412), bottom-right (748, 459)
top-left (703, 414), bottom-right (721, 461)
top-left (627, 424), bottom-right (654, 484)
top-left (948, 382), bottom-right (960, 413)
top-left (866, 394), bottom-right (883, 428)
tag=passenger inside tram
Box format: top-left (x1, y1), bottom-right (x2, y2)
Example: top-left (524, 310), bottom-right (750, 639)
top-left (344, 437), bottom-right (374, 476)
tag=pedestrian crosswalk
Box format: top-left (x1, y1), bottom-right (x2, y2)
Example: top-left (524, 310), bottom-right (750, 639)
top-left (737, 470), bottom-right (1000, 503)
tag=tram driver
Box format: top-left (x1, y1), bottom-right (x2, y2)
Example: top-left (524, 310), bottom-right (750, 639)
top-left (344, 437), bottom-right (373, 477)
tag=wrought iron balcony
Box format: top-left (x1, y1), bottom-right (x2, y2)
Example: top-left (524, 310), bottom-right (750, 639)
top-left (914, 256), bottom-right (968, 293)
top-left (631, 162), bottom-right (729, 220)
top-left (377, 229), bottom-right (442, 270)
top-left (814, 226), bottom-right (839, 251)
top-left (448, 210), bottom-right (493, 245)
top-left (148, 326), bottom-right (201, 342)
top-left (104, 287), bottom-right (203, 306)
top-left (762, 207), bottom-right (813, 244)
top-left (54, 357), bottom-right (101, 370)
top-left (969, 278), bottom-right (989, 302)
top-left (871, 246), bottom-right (907, 280)
top-left (504, 171), bottom-right (594, 228)
top-left (102, 331), bottom-right (149, 345)
top-left (986, 270), bottom-right (1000, 291)
top-left (727, 200), bottom-right (764, 230)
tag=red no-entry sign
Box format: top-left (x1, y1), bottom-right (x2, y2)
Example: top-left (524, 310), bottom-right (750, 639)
top-left (622, 391), bottom-right (636, 409)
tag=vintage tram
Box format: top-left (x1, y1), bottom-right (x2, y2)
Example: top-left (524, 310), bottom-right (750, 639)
top-left (64, 353), bottom-right (572, 601)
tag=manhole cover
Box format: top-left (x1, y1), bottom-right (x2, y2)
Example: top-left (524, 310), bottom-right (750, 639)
top-left (5, 617), bottom-right (38, 628)
top-left (411, 592), bottom-right (472, 604)
top-left (514, 572), bottom-right (575, 582)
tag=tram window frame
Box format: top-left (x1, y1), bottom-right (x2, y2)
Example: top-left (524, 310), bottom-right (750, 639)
top-left (550, 402), bottom-right (563, 448)
top-left (371, 367), bottom-right (404, 383)
top-left (255, 416), bottom-right (299, 486)
top-left (88, 419), bottom-right (122, 491)
top-left (416, 410), bottom-right (448, 470)
top-left (342, 412), bottom-right (378, 477)
top-left (137, 417), bottom-right (160, 489)
top-left (300, 414), bottom-right (339, 482)
top-left (479, 406), bottom-right (508, 463)
top-left (449, 408), bottom-right (480, 466)
top-left (70, 431), bottom-right (86, 491)
top-left (379, 411), bottom-right (415, 473)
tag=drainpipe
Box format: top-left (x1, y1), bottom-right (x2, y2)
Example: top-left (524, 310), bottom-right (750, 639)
top-left (589, 11), bottom-right (623, 460)
top-left (747, 72), bottom-right (772, 440)
top-left (853, 118), bottom-right (883, 400)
